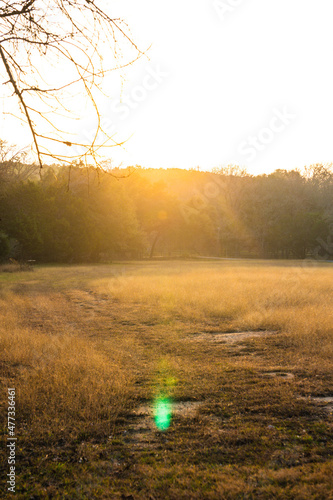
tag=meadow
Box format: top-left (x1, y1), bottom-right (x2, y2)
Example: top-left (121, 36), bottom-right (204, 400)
top-left (0, 260), bottom-right (333, 499)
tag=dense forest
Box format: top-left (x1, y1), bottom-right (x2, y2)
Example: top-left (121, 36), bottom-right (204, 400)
top-left (0, 152), bottom-right (332, 262)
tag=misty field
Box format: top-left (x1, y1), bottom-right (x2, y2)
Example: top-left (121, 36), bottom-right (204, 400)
top-left (1, 260), bottom-right (333, 499)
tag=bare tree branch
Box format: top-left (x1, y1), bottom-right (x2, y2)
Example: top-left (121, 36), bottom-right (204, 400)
top-left (0, 44), bottom-right (43, 173)
top-left (0, 0), bottom-right (148, 174)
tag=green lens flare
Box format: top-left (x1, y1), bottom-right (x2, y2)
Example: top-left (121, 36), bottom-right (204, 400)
top-left (154, 397), bottom-right (172, 431)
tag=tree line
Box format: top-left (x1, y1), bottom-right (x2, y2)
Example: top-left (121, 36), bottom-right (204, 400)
top-left (0, 159), bottom-right (332, 262)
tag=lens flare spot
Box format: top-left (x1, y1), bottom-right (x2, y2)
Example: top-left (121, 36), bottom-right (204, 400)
top-left (154, 397), bottom-right (172, 431)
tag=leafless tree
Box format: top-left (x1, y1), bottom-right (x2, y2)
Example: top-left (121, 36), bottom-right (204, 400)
top-left (0, 1), bottom-right (147, 174)
top-left (0, 138), bottom-right (39, 187)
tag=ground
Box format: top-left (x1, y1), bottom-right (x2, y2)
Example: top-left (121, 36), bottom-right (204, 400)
top-left (0, 260), bottom-right (333, 499)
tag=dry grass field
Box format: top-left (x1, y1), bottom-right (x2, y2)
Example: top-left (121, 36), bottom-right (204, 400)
top-left (1, 260), bottom-right (333, 499)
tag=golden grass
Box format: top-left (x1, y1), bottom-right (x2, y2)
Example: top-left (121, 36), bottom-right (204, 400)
top-left (0, 289), bottom-right (134, 440)
top-left (93, 261), bottom-right (333, 363)
top-left (0, 260), bottom-right (332, 498)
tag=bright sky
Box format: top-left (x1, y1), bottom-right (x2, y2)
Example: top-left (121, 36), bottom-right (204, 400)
top-left (1, 0), bottom-right (333, 175)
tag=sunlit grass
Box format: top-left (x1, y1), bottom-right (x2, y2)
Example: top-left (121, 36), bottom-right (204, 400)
top-left (93, 261), bottom-right (333, 363)
top-left (0, 287), bottom-right (134, 440)
top-left (0, 260), bottom-right (332, 498)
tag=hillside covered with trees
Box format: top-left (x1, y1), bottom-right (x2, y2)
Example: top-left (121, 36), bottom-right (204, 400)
top-left (1, 156), bottom-right (332, 263)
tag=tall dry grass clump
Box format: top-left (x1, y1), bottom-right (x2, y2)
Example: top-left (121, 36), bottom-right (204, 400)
top-left (0, 290), bottom-right (133, 439)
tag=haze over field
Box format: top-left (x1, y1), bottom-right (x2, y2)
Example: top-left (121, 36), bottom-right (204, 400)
top-left (1, 165), bottom-right (333, 263)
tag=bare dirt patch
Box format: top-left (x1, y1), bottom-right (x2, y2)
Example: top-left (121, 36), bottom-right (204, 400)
top-left (189, 330), bottom-right (278, 344)
top-left (297, 396), bottom-right (333, 415)
top-left (261, 371), bottom-right (295, 381)
top-left (310, 397), bottom-right (333, 414)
